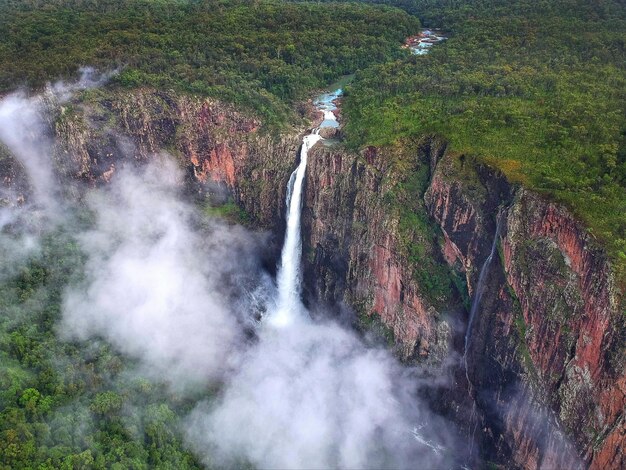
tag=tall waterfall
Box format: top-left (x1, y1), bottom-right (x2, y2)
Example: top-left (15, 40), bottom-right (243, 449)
top-left (269, 130), bottom-right (323, 327)
top-left (462, 215), bottom-right (502, 460)
top-left (463, 215), bottom-right (502, 379)
top-left (269, 87), bottom-right (340, 327)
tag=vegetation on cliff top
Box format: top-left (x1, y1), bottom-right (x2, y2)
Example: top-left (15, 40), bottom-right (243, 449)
top-left (342, 0), bottom-right (626, 281)
top-left (0, 0), bottom-right (418, 127)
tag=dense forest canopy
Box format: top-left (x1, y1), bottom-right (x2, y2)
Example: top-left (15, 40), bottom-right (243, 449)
top-left (341, 0), bottom-right (626, 282)
top-left (0, 0), bottom-right (419, 126)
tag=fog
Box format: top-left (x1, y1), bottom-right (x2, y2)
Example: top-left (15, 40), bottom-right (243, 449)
top-left (60, 157), bottom-right (259, 388)
top-left (0, 67), bottom-right (115, 278)
top-left (53, 153), bottom-right (462, 467)
top-left (0, 72), bottom-right (550, 469)
top-left (0, 67), bottom-right (109, 212)
top-left (187, 318), bottom-right (460, 469)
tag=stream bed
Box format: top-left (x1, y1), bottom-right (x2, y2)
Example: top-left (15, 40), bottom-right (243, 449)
top-left (404, 29), bottom-right (447, 55)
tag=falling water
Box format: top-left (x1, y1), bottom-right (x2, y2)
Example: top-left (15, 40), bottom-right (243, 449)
top-left (269, 88), bottom-right (340, 327)
top-left (462, 214), bottom-right (502, 463)
top-left (463, 215), bottom-right (503, 379)
top-left (270, 131), bottom-right (322, 327)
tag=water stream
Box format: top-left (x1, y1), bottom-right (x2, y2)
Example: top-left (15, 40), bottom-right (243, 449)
top-left (268, 87), bottom-right (340, 327)
top-left (463, 216), bottom-right (502, 378)
top-left (404, 29), bottom-right (447, 55)
top-left (461, 215), bottom-right (502, 462)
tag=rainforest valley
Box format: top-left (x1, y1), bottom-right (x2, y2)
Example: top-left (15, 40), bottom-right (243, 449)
top-left (0, 1), bottom-right (624, 469)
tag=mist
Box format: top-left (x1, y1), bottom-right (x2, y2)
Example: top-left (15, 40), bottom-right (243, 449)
top-left (0, 67), bottom-right (117, 278)
top-left (2, 72), bottom-right (468, 468)
top-left (53, 154), bottom-right (464, 466)
top-left (0, 67), bottom-right (110, 211)
top-left (0, 91), bottom-right (56, 209)
top-left (0, 82), bottom-right (56, 281)
top-left (60, 157), bottom-right (269, 388)
top-left (187, 318), bottom-right (462, 469)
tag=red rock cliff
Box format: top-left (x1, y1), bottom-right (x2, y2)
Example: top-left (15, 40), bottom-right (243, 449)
top-left (52, 88), bottom-right (300, 228)
top-left (302, 142), bottom-right (455, 362)
top-left (425, 152), bottom-right (625, 469)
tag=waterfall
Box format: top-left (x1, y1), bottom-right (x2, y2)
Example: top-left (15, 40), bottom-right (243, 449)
top-left (268, 86), bottom-right (340, 327)
top-left (463, 215), bottom-right (502, 378)
top-left (462, 214), bottom-right (502, 462)
top-left (269, 130), bottom-right (323, 327)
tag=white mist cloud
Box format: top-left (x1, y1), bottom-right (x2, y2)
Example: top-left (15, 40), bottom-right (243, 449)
top-left (0, 91), bottom-right (57, 210)
top-left (60, 157), bottom-right (268, 388)
top-left (0, 67), bottom-right (118, 279)
top-left (0, 205), bottom-right (42, 281)
top-left (50, 66), bottom-right (118, 102)
top-left (186, 317), bottom-right (462, 469)
top-left (0, 67), bottom-right (113, 211)
top-left (0, 79), bottom-right (62, 276)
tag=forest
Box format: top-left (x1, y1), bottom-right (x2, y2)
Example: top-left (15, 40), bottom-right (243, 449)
top-left (0, 219), bottom-right (212, 468)
top-left (341, 0), bottom-right (626, 282)
top-left (0, 0), bottom-right (418, 127)
top-left (0, 0), bottom-right (625, 468)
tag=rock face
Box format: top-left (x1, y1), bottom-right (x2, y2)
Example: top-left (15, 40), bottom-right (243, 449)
top-left (2, 87), bottom-right (624, 469)
top-left (301, 141), bottom-right (454, 362)
top-left (0, 144), bottom-right (30, 205)
top-left (425, 154), bottom-right (625, 469)
top-left (303, 138), bottom-right (625, 468)
top-left (502, 193), bottom-right (625, 469)
top-left (52, 88), bottom-right (300, 229)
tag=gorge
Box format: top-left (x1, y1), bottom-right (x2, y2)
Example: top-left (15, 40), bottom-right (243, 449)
top-left (0, 1), bottom-right (624, 469)
top-left (1, 77), bottom-right (622, 469)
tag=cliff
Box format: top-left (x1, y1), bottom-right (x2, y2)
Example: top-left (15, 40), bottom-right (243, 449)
top-left (302, 138), bottom-right (624, 468)
top-left (3, 87), bottom-right (624, 469)
top-left (425, 153), bottom-right (625, 469)
top-left (51, 88), bottom-right (300, 230)
top-left (302, 142), bottom-right (456, 362)
top-left (45, 89), bottom-right (459, 366)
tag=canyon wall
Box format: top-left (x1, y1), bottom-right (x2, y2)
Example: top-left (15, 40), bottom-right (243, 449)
top-left (303, 136), bottom-right (625, 468)
top-left (50, 88), bottom-right (300, 230)
top-left (425, 154), bottom-right (625, 469)
top-left (302, 141), bottom-right (457, 362)
top-left (2, 87), bottom-right (624, 469)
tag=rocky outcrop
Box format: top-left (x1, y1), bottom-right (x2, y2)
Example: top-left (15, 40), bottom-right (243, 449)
top-left (0, 143), bottom-right (30, 205)
top-left (425, 152), bottom-right (625, 469)
top-left (503, 191), bottom-right (625, 469)
top-left (52, 88), bottom-right (300, 229)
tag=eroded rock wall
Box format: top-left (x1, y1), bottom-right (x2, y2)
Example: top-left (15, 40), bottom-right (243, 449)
top-left (52, 88), bottom-right (299, 228)
top-left (302, 142), bottom-right (455, 362)
top-left (426, 153), bottom-right (625, 469)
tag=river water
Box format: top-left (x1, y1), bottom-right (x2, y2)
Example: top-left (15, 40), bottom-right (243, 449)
top-left (405, 29), bottom-right (447, 55)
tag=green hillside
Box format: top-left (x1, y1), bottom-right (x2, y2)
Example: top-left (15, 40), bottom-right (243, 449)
top-left (342, 0), bottom-right (626, 283)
